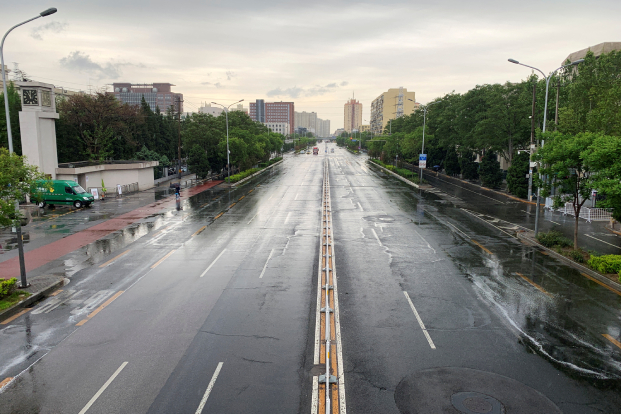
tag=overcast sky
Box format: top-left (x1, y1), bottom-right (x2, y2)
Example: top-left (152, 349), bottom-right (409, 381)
top-left (4, 0), bottom-right (620, 131)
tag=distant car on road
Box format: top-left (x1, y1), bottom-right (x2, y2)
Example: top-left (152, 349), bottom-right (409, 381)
top-left (331, 148), bottom-right (334, 153)
top-left (313, 147), bottom-right (319, 155)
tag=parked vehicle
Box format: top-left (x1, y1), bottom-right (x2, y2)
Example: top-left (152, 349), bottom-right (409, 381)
top-left (33, 180), bottom-right (94, 208)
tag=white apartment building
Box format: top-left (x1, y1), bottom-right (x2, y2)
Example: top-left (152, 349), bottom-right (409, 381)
top-left (265, 122), bottom-right (290, 135)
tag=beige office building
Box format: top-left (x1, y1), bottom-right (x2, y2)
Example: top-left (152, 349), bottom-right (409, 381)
top-left (344, 99), bottom-right (362, 133)
top-left (370, 87), bottom-right (418, 134)
top-left (295, 111), bottom-right (318, 133)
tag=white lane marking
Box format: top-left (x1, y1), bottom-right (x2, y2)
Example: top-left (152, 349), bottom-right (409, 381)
top-left (585, 234), bottom-right (621, 250)
top-left (432, 176), bottom-right (505, 204)
top-left (403, 291), bottom-right (436, 350)
top-left (357, 202), bottom-right (364, 212)
top-left (247, 212), bottom-right (259, 224)
top-left (200, 249), bottom-right (227, 277)
top-left (284, 211), bottom-right (292, 224)
top-left (195, 362), bottom-right (224, 414)
top-left (310, 376), bottom-right (319, 414)
top-left (78, 362), bottom-right (128, 414)
top-left (295, 192), bottom-right (299, 200)
top-left (460, 208), bottom-right (519, 239)
top-left (371, 228), bottom-right (382, 246)
top-left (547, 220), bottom-right (561, 225)
top-left (259, 249), bottom-right (275, 278)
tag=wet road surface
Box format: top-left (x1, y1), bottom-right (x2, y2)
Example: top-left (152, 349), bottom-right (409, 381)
top-left (0, 145), bottom-right (620, 413)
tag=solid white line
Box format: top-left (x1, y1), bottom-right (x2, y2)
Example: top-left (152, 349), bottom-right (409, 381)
top-left (547, 220), bottom-right (561, 225)
top-left (285, 211), bottom-right (292, 224)
top-left (247, 212), bottom-right (259, 224)
top-left (195, 362), bottom-right (224, 414)
top-left (371, 228), bottom-right (382, 246)
top-left (200, 249), bottom-right (227, 277)
top-left (259, 249), bottom-right (275, 278)
top-left (585, 234), bottom-right (621, 250)
top-left (78, 362), bottom-right (128, 414)
top-left (403, 291), bottom-right (436, 350)
top-left (295, 192), bottom-right (299, 200)
top-left (357, 202), bottom-right (363, 212)
top-left (310, 376), bottom-right (319, 414)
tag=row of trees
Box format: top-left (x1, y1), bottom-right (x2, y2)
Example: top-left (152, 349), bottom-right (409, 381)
top-left (1, 90), bottom-right (285, 180)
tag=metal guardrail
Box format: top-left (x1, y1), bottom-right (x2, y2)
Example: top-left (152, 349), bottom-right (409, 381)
top-left (545, 197), bottom-right (613, 222)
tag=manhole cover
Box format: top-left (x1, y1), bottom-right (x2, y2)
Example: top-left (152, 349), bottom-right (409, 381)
top-left (451, 391), bottom-right (504, 414)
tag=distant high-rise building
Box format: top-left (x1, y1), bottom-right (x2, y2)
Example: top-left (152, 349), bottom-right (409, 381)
top-left (250, 100), bottom-right (295, 134)
top-left (294, 111), bottom-right (318, 133)
top-left (370, 87), bottom-right (417, 135)
top-left (198, 103), bottom-right (223, 116)
top-left (317, 119), bottom-right (331, 138)
top-left (344, 98), bottom-right (362, 133)
top-left (110, 83), bottom-right (183, 113)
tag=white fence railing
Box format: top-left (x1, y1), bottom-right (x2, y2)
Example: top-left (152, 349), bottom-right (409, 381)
top-left (544, 197), bottom-right (612, 222)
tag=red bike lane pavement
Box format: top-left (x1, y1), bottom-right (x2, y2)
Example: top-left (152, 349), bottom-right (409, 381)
top-left (0, 181), bottom-right (223, 279)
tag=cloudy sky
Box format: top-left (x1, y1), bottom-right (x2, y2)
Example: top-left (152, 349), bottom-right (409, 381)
top-left (4, 0), bottom-right (620, 130)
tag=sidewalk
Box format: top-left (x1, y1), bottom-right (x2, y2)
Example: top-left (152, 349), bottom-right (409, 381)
top-left (0, 178), bottom-right (222, 279)
top-left (421, 169), bottom-right (621, 256)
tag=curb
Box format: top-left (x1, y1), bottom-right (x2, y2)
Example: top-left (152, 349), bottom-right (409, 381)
top-left (368, 160), bottom-right (422, 189)
top-left (517, 231), bottom-right (621, 291)
top-left (0, 276), bottom-right (64, 322)
top-left (428, 171), bottom-right (537, 205)
top-left (232, 159), bottom-right (284, 187)
top-left (605, 224), bottom-right (621, 237)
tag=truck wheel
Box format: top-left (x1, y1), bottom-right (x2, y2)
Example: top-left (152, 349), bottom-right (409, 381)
top-left (37, 201), bottom-right (46, 208)
top-left (73, 200), bottom-right (83, 208)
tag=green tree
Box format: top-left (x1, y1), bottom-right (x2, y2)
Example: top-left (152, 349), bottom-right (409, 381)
top-left (444, 147), bottom-right (460, 176)
top-left (479, 151), bottom-right (503, 188)
top-left (187, 144), bottom-right (211, 179)
top-left (506, 151), bottom-right (530, 198)
top-left (0, 148), bottom-right (47, 226)
top-left (534, 131), bottom-right (597, 249)
top-left (0, 82), bottom-right (22, 155)
top-left (460, 154), bottom-right (479, 180)
top-left (581, 133), bottom-right (621, 221)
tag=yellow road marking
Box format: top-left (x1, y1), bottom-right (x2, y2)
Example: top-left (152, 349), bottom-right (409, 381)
top-left (99, 250), bottom-right (130, 268)
top-left (49, 289), bottom-right (63, 297)
top-left (471, 239), bottom-right (493, 255)
top-left (1, 309), bottom-right (30, 325)
top-left (200, 202), bottom-right (209, 207)
top-left (248, 189), bottom-right (254, 193)
top-left (151, 225), bottom-right (171, 237)
top-left (151, 249), bottom-right (176, 269)
top-left (516, 273), bottom-right (553, 297)
top-left (0, 377), bottom-right (12, 389)
top-left (229, 203), bottom-right (236, 209)
top-left (581, 273), bottom-right (621, 297)
top-left (76, 291), bottom-right (124, 326)
top-left (192, 226), bottom-right (207, 236)
top-left (214, 212), bottom-right (224, 220)
top-left (603, 334), bottom-right (621, 350)
top-left (238, 196), bottom-right (245, 201)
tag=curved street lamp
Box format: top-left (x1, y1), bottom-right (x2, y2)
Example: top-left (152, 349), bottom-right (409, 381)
top-left (508, 58), bottom-right (584, 236)
top-left (1, 8), bottom-right (58, 288)
top-left (211, 99), bottom-right (244, 182)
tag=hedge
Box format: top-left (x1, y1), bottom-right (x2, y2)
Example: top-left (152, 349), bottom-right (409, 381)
top-left (226, 157), bottom-right (283, 183)
top-left (588, 255), bottom-right (621, 276)
top-left (0, 278), bottom-right (17, 299)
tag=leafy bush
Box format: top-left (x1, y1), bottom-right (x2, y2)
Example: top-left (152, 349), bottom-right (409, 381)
top-left (0, 278), bottom-right (18, 299)
top-left (567, 249), bottom-right (585, 263)
top-left (588, 255), bottom-right (621, 274)
top-left (536, 230), bottom-right (572, 248)
top-left (506, 151), bottom-right (529, 198)
top-left (226, 168), bottom-right (259, 183)
top-left (479, 151), bottom-right (503, 188)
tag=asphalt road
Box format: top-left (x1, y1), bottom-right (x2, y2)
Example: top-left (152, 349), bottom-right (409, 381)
top-left (1, 144), bottom-right (620, 413)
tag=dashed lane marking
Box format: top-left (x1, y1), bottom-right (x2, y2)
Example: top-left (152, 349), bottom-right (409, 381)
top-left (247, 212), bottom-right (259, 224)
top-left (150, 250), bottom-right (176, 269)
top-left (585, 234), bottom-right (621, 250)
top-left (192, 226), bottom-right (207, 237)
top-left (471, 239), bottom-right (493, 255)
top-left (516, 272), bottom-right (553, 297)
top-left (229, 203), bottom-right (236, 209)
top-left (76, 291), bottom-right (124, 326)
top-left (200, 249), bottom-right (227, 278)
top-left (49, 289), bottom-right (63, 296)
top-left (78, 361), bottom-right (128, 414)
top-left (403, 291), bottom-right (436, 350)
top-left (259, 249), bottom-right (275, 279)
top-left (603, 334), bottom-right (621, 350)
top-left (1, 309), bottom-right (31, 325)
top-left (238, 195), bottom-right (245, 201)
top-left (99, 250), bottom-right (131, 268)
top-left (0, 377), bottom-right (12, 389)
top-left (371, 228), bottom-right (382, 247)
top-left (214, 212), bottom-right (224, 220)
top-left (195, 362), bottom-right (224, 414)
top-left (580, 272), bottom-right (621, 297)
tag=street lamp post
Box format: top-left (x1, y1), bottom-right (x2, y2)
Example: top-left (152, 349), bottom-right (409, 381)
top-left (1, 7), bottom-right (58, 288)
top-left (409, 99), bottom-right (437, 184)
top-left (508, 58), bottom-right (584, 236)
top-left (212, 99), bottom-right (244, 183)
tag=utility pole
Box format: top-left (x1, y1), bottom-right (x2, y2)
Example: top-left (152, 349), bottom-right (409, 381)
top-left (177, 95), bottom-right (182, 179)
top-left (528, 82), bottom-right (536, 201)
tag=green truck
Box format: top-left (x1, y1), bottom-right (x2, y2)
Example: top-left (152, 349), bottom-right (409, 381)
top-left (34, 180), bottom-right (95, 209)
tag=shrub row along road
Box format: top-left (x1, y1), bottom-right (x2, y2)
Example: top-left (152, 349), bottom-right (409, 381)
top-left (1, 143), bottom-right (620, 413)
